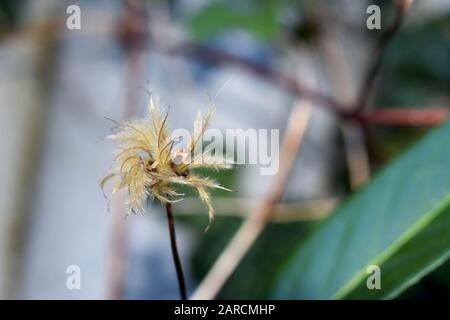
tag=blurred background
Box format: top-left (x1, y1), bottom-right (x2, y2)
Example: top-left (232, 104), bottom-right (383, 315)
top-left (0, 0), bottom-right (448, 299)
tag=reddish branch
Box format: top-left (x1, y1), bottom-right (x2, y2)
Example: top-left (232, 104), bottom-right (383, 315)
top-left (160, 2), bottom-right (431, 127)
top-left (351, 108), bottom-right (449, 126)
top-left (8, 2), bottom-right (434, 127)
top-left (164, 42), bottom-right (448, 126)
top-left (164, 43), bottom-right (348, 114)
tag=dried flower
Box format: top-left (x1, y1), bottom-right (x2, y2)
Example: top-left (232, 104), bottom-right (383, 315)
top-left (102, 95), bottom-right (232, 227)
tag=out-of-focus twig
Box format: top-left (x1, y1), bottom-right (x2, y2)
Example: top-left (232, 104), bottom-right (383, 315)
top-left (319, 0), bottom-right (416, 189)
top-left (106, 193), bottom-right (128, 300)
top-left (3, 15), bottom-right (59, 300)
top-left (106, 0), bottom-right (148, 300)
top-left (341, 122), bottom-right (371, 189)
top-left (175, 197), bottom-right (338, 223)
top-left (318, 24), bottom-right (371, 189)
top-left (7, 7), bottom-right (441, 131)
top-left (352, 108), bottom-right (449, 126)
top-left (355, 0), bottom-right (415, 110)
top-left (2, 13), bottom-right (346, 117)
top-left (165, 43), bottom-right (347, 114)
top-left (191, 101), bottom-right (312, 300)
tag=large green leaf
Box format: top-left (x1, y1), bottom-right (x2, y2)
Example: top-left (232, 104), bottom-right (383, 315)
top-left (272, 121), bottom-right (450, 299)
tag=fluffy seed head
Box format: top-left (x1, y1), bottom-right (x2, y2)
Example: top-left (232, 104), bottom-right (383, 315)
top-left (102, 95), bottom-right (232, 228)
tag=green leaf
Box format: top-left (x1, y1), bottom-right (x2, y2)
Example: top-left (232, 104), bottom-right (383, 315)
top-left (188, 3), bottom-right (280, 41)
top-left (272, 121), bottom-right (450, 299)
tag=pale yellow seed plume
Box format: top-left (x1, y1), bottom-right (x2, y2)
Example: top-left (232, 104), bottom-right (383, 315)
top-left (102, 96), bottom-right (232, 227)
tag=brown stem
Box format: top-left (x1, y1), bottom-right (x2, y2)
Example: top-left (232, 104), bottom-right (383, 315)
top-left (107, 0), bottom-right (147, 300)
top-left (165, 202), bottom-right (187, 300)
top-left (164, 42), bottom-right (347, 114)
top-left (347, 108), bottom-right (449, 126)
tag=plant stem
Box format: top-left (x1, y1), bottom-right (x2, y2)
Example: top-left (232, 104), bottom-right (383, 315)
top-left (165, 202), bottom-right (187, 300)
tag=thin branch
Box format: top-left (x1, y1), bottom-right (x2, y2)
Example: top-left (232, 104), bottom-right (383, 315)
top-left (106, 0), bottom-right (147, 300)
top-left (341, 122), bottom-right (371, 189)
top-left (106, 194), bottom-right (129, 300)
top-left (174, 197), bottom-right (339, 223)
top-left (355, 0), bottom-right (415, 110)
top-left (191, 101), bottom-right (312, 300)
top-left (6, 8), bottom-right (435, 129)
top-left (348, 108), bottom-right (449, 126)
top-left (164, 43), bottom-right (347, 114)
top-left (2, 13), bottom-right (347, 116)
top-left (318, 26), bottom-right (371, 189)
top-left (165, 203), bottom-right (187, 300)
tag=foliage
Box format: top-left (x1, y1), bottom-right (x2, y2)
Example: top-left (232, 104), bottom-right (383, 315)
top-left (272, 121), bottom-right (450, 299)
